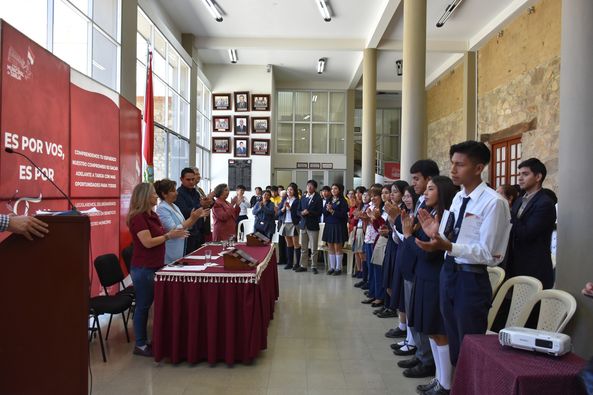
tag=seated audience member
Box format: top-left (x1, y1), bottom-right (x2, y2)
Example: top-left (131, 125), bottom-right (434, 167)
top-left (507, 158), bottom-right (557, 289)
top-left (154, 179), bottom-right (209, 264)
top-left (127, 183), bottom-right (188, 357)
top-left (321, 183), bottom-right (349, 275)
top-left (297, 180), bottom-right (323, 274)
top-left (211, 183), bottom-right (240, 241)
top-left (252, 189), bottom-right (277, 239)
top-left (278, 183), bottom-right (302, 270)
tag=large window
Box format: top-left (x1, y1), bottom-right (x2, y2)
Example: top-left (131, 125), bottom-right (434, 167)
top-left (195, 77), bottom-right (212, 191)
top-left (276, 90), bottom-right (346, 154)
top-left (0, 0), bottom-right (121, 92)
top-left (491, 136), bottom-right (522, 188)
top-left (136, 8), bottom-right (191, 181)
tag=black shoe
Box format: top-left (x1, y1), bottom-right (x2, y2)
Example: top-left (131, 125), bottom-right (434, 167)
top-left (397, 357), bottom-right (420, 369)
top-left (377, 309), bottom-right (397, 318)
top-left (385, 327), bottom-right (407, 338)
top-left (295, 266), bottom-right (307, 272)
top-left (373, 307), bottom-right (386, 315)
top-left (393, 344), bottom-right (417, 356)
top-left (293, 264), bottom-right (301, 271)
top-left (333, 270), bottom-right (342, 275)
top-left (403, 363), bottom-right (435, 378)
top-left (371, 301), bottom-right (384, 308)
top-left (284, 264), bottom-right (293, 270)
top-left (312, 268), bottom-right (319, 274)
top-left (328, 269), bottom-right (335, 275)
top-left (351, 271), bottom-right (358, 278)
top-left (361, 283), bottom-right (370, 290)
top-left (354, 280), bottom-right (366, 288)
top-left (390, 342), bottom-right (403, 350)
top-left (416, 378), bottom-right (438, 393)
top-left (363, 290), bottom-right (370, 296)
top-left (422, 382), bottom-right (449, 395)
top-left (361, 298), bottom-right (374, 304)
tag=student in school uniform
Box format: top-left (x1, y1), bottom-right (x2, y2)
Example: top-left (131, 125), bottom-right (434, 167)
top-left (396, 160), bottom-right (440, 379)
top-left (360, 187), bottom-right (387, 306)
top-left (296, 180), bottom-right (323, 274)
top-left (405, 176), bottom-right (457, 395)
top-left (321, 183), bottom-right (349, 275)
top-left (252, 189), bottom-right (277, 240)
top-left (417, 141), bottom-right (511, 395)
top-left (278, 183), bottom-right (302, 270)
top-left (353, 189), bottom-right (371, 288)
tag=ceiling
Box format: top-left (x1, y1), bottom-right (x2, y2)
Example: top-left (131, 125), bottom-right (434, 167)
top-left (157, 0), bottom-right (537, 90)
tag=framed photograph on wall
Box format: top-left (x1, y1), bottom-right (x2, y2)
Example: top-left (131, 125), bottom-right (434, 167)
top-left (212, 93), bottom-right (231, 110)
top-left (252, 94), bottom-right (270, 111)
top-left (234, 138), bottom-right (249, 157)
top-left (251, 117), bottom-right (270, 133)
top-left (213, 116), bottom-right (231, 132)
top-left (234, 92), bottom-right (249, 112)
top-left (234, 115), bottom-right (250, 135)
top-left (251, 139), bottom-right (270, 156)
top-left (212, 137), bottom-right (231, 153)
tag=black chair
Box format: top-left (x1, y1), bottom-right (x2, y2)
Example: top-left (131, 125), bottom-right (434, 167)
top-left (120, 244), bottom-right (135, 319)
top-left (89, 254), bottom-right (134, 362)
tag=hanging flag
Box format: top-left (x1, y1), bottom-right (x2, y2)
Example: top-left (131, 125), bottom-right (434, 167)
top-left (142, 50), bottom-right (154, 183)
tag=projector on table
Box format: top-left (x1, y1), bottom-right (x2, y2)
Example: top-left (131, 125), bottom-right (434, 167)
top-left (499, 327), bottom-right (571, 356)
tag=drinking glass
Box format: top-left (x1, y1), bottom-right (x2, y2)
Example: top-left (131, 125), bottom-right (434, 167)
top-left (204, 249), bottom-right (212, 264)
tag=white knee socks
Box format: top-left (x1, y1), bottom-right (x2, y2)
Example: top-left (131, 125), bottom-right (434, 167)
top-left (437, 344), bottom-right (453, 390)
top-left (329, 254), bottom-right (336, 270)
top-left (405, 326), bottom-right (416, 347)
top-left (335, 254), bottom-right (343, 271)
top-left (429, 338), bottom-right (441, 384)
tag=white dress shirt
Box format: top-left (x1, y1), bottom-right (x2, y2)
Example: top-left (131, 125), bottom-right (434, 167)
top-left (446, 181), bottom-right (511, 266)
top-left (284, 197), bottom-right (295, 223)
top-left (238, 196), bottom-right (251, 216)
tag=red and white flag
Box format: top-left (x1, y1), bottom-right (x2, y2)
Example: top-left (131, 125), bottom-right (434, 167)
top-left (142, 50), bottom-right (154, 183)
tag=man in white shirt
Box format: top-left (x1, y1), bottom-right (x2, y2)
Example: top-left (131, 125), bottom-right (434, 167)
top-left (416, 141), bottom-right (511, 393)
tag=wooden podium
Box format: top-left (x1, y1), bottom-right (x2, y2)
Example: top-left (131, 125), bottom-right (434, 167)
top-left (0, 215), bottom-right (90, 395)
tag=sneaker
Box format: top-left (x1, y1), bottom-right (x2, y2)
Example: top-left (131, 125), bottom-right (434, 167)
top-left (133, 344), bottom-right (153, 357)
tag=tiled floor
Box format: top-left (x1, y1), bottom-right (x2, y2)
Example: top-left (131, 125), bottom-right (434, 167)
top-left (90, 267), bottom-right (428, 394)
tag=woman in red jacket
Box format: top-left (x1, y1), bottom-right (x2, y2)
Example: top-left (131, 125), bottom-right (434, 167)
top-left (211, 183), bottom-right (240, 241)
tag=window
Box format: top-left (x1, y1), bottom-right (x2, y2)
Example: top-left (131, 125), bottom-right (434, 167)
top-left (0, 0), bottom-right (121, 92)
top-left (195, 77), bottom-right (212, 191)
top-left (491, 136), bottom-right (522, 187)
top-left (276, 90), bottom-right (346, 154)
top-left (137, 7), bottom-right (191, 182)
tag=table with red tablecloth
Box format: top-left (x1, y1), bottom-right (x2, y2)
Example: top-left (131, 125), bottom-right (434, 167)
top-left (152, 243), bottom-right (279, 365)
top-left (452, 334), bottom-right (586, 395)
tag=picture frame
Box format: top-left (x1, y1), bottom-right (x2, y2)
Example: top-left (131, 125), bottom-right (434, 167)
top-left (234, 115), bottom-right (250, 135)
top-left (251, 94), bottom-right (270, 111)
top-left (309, 162), bottom-right (321, 169)
top-left (321, 163), bottom-right (334, 169)
top-left (251, 139), bottom-right (270, 156)
top-left (296, 162), bottom-right (308, 169)
top-left (213, 116), bottom-right (231, 132)
top-left (234, 92), bottom-right (250, 112)
top-left (212, 93), bottom-right (231, 110)
top-left (212, 137), bottom-right (231, 153)
top-left (251, 117), bottom-right (270, 133)
top-left (234, 138), bottom-right (249, 157)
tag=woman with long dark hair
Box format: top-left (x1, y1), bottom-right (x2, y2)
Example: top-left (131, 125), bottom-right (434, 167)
top-left (322, 183), bottom-right (349, 275)
top-left (360, 187), bottom-right (386, 304)
top-left (278, 183), bottom-right (302, 270)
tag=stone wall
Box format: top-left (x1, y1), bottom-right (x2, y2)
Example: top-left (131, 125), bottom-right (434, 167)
top-left (477, 0), bottom-right (561, 192)
top-left (426, 63), bottom-right (464, 174)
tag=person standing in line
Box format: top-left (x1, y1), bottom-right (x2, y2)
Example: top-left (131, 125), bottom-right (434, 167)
top-left (360, 187), bottom-right (386, 305)
top-left (296, 180), bottom-right (323, 274)
top-left (211, 183), bottom-right (240, 241)
top-left (416, 141), bottom-right (511, 395)
top-left (175, 168), bottom-right (205, 254)
top-left (127, 183), bottom-right (188, 357)
top-left (278, 183), bottom-right (301, 270)
top-left (252, 189), bottom-right (277, 239)
top-left (321, 183), bottom-right (349, 275)
top-left (154, 179), bottom-right (209, 264)
top-left (353, 189), bottom-right (371, 287)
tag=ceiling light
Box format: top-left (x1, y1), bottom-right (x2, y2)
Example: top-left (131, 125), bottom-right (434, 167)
top-left (228, 49), bottom-right (238, 64)
top-left (201, 0), bottom-right (223, 22)
top-left (436, 0), bottom-right (464, 28)
top-left (395, 59), bottom-right (403, 77)
top-left (317, 58), bottom-right (326, 74)
top-left (315, 0), bottom-right (332, 22)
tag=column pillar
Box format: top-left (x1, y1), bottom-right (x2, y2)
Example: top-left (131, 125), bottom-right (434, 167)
top-left (556, 0), bottom-right (593, 357)
top-left (346, 89), bottom-right (356, 189)
top-left (361, 48), bottom-right (377, 186)
top-left (463, 51), bottom-right (477, 141)
top-left (400, 0), bottom-right (427, 179)
top-left (119, 0), bottom-right (138, 103)
top-left (182, 34), bottom-right (197, 167)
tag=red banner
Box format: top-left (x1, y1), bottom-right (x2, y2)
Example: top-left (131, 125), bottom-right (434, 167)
top-left (384, 162), bottom-right (401, 180)
top-left (0, 21), bottom-right (70, 199)
top-left (70, 74), bottom-right (120, 198)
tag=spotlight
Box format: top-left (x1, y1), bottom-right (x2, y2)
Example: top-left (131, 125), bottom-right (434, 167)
top-left (201, 0), bottom-right (223, 22)
top-left (228, 49), bottom-right (238, 64)
top-left (317, 58), bottom-right (326, 74)
top-left (396, 59), bottom-right (403, 77)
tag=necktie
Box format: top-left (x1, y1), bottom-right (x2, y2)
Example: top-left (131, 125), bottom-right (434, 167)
top-left (452, 197), bottom-right (471, 243)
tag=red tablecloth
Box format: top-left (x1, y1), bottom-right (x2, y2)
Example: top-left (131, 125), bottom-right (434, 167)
top-left (452, 334), bottom-right (586, 395)
top-left (152, 243), bottom-right (279, 365)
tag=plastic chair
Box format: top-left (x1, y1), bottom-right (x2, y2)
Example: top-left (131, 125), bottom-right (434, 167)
top-left (487, 266), bottom-right (506, 298)
top-left (237, 218), bottom-right (254, 242)
top-left (487, 275), bottom-right (543, 332)
top-left (515, 289), bottom-right (577, 332)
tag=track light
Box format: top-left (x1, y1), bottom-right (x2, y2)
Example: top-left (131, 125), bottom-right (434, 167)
top-left (436, 0), bottom-right (464, 28)
top-left (315, 0), bottom-right (332, 22)
top-left (395, 59), bottom-right (403, 76)
top-left (228, 49), bottom-right (238, 64)
top-left (202, 0), bottom-right (223, 22)
top-left (317, 58), bottom-right (326, 74)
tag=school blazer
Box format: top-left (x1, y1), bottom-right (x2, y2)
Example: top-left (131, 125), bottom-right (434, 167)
top-left (298, 193), bottom-right (323, 231)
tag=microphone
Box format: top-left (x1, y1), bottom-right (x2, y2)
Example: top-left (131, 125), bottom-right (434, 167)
top-left (4, 147), bottom-right (79, 214)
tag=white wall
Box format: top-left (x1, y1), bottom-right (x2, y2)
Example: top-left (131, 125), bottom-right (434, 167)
top-left (203, 64), bottom-right (273, 198)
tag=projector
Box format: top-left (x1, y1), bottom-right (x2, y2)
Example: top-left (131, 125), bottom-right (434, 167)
top-left (499, 327), bottom-right (571, 356)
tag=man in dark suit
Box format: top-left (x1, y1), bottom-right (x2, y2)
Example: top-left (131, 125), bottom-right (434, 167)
top-left (175, 167), bottom-right (207, 254)
top-left (507, 158), bottom-right (557, 289)
top-left (296, 180), bottom-right (323, 274)
top-left (236, 142), bottom-right (247, 155)
top-left (236, 119), bottom-right (248, 134)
